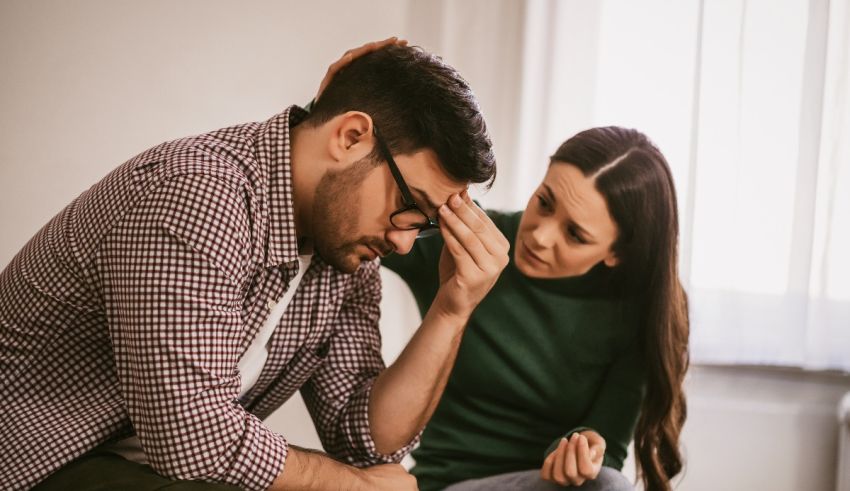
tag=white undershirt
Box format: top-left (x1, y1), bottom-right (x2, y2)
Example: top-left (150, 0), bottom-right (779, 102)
top-left (105, 254), bottom-right (313, 464)
top-left (237, 254), bottom-right (312, 397)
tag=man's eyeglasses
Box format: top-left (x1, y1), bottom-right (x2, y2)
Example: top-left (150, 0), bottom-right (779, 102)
top-left (373, 126), bottom-right (440, 239)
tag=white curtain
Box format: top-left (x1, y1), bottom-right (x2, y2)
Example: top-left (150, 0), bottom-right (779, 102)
top-left (427, 0), bottom-right (850, 371)
top-left (688, 0), bottom-right (850, 370)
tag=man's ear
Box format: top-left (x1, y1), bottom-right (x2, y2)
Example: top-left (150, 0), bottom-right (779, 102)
top-left (327, 111), bottom-right (374, 164)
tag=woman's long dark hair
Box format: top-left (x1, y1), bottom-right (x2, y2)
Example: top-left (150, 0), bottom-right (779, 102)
top-left (551, 127), bottom-right (689, 491)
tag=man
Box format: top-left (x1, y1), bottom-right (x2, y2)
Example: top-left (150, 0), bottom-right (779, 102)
top-left (0, 43), bottom-right (509, 491)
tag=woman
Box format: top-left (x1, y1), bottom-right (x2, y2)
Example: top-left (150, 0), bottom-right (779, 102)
top-left (383, 126), bottom-right (689, 491)
top-left (319, 41), bottom-right (689, 491)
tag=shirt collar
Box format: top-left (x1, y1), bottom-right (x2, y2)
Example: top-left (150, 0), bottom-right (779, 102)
top-left (254, 105), bottom-right (309, 268)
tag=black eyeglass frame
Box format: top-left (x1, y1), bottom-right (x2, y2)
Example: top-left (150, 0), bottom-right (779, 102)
top-left (372, 126), bottom-right (441, 238)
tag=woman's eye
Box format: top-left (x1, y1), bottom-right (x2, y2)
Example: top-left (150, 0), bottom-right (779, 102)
top-left (537, 195), bottom-right (550, 210)
top-left (568, 227), bottom-right (587, 244)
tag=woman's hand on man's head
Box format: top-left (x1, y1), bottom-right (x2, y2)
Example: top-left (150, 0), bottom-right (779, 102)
top-left (316, 37), bottom-right (409, 101)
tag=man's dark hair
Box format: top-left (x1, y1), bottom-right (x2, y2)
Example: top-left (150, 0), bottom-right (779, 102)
top-left (306, 45), bottom-right (496, 187)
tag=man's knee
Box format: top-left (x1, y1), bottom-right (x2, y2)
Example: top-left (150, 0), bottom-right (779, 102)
top-left (33, 452), bottom-right (240, 491)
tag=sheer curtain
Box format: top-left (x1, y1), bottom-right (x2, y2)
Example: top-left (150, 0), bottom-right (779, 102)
top-left (437, 0), bottom-right (849, 370)
top-left (688, 0), bottom-right (850, 370)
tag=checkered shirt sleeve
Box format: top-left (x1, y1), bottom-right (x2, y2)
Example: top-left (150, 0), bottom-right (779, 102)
top-left (301, 259), bottom-right (421, 467)
top-left (97, 172), bottom-right (286, 490)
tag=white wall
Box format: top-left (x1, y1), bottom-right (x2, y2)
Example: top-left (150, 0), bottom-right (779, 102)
top-left (0, 0), bottom-right (398, 263)
top-left (679, 365), bottom-right (849, 491)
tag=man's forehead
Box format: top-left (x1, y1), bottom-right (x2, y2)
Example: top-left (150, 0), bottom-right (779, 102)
top-left (411, 183), bottom-right (463, 209)
top-left (402, 149), bottom-right (468, 205)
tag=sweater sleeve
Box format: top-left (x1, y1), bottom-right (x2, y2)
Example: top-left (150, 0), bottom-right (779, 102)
top-left (544, 342), bottom-right (645, 470)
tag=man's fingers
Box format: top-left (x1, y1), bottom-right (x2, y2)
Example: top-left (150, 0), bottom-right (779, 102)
top-left (438, 202), bottom-right (493, 272)
top-left (438, 212), bottom-right (477, 272)
top-left (453, 192), bottom-right (510, 258)
top-left (459, 191), bottom-right (510, 253)
top-left (448, 194), bottom-right (487, 235)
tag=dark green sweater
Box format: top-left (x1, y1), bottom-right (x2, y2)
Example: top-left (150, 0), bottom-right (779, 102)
top-left (381, 210), bottom-right (645, 491)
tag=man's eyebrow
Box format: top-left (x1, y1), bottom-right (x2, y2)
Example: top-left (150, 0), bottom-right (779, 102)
top-left (411, 186), bottom-right (441, 214)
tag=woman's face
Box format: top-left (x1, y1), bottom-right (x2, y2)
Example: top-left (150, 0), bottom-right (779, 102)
top-left (514, 162), bottom-right (619, 279)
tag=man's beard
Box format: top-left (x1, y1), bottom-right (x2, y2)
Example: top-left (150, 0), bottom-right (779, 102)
top-left (312, 157), bottom-right (394, 274)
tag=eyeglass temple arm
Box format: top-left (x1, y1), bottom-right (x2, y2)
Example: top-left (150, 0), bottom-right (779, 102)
top-left (373, 126), bottom-right (418, 205)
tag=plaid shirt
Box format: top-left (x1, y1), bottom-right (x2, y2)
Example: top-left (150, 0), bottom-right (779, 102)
top-left (0, 106), bottom-right (417, 490)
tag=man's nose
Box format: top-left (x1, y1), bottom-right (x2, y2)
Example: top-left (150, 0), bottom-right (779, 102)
top-left (386, 228), bottom-right (419, 255)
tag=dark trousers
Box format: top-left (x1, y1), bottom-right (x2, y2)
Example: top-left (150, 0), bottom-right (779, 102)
top-left (32, 451), bottom-right (242, 491)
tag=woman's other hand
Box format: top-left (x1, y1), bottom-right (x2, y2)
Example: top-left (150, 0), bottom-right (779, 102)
top-left (316, 37), bottom-right (409, 101)
top-left (541, 430), bottom-right (606, 486)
